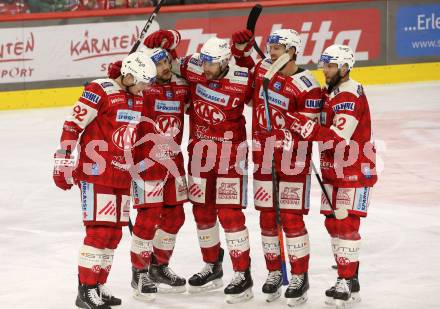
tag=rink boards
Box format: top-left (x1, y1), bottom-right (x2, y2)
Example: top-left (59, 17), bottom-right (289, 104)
top-left (0, 61), bottom-right (439, 110)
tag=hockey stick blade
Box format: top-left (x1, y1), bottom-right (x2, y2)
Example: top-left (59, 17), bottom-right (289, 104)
top-left (246, 4), bottom-right (262, 33)
top-left (263, 53), bottom-right (290, 80)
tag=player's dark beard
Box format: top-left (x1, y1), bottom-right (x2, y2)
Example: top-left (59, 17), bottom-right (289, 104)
top-left (327, 69), bottom-right (349, 93)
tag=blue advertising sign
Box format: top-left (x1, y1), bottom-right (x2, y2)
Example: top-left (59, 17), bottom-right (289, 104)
top-left (396, 4), bottom-right (440, 58)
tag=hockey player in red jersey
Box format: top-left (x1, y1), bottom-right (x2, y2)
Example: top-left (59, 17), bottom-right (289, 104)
top-left (124, 47), bottom-right (190, 300)
top-left (52, 52), bottom-right (157, 309)
top-left (232, 28), bottom-right (322, 305)
top-left (143, 30), bottom-right (254, 303)
top-left (287, 44), bottom-right (377, 308)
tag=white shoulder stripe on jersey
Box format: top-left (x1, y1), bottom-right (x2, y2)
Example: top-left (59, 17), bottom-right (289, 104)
top-left (330, 113), bottom-right (359, 142)
top-left (66, 101), bottom-right (98, 130)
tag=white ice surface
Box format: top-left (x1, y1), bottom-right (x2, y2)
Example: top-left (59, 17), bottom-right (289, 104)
top-left (0, 81), bottom-right (440, 308)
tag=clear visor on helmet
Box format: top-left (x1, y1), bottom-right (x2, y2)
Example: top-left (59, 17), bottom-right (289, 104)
top-left (150, 50), bottom-right (168, 64)
top-left (318, 54), bottom-right (334, 69)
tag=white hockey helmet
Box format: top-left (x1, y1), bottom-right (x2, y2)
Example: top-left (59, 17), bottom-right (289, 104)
top-left (121, 51), bottom-right (157, 84)
top-left (319, 44), bottom-right (355, 70)
top-left (139, 46), bottom-right (170, 65)
top-left (267, 29), bottom-right (302, 54)
top-left (200, 37), bottom-right (231, 65)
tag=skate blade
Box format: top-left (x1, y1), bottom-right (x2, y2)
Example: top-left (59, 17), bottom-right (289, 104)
top-left (132, 289), bottom-right (156, 302)
top-left (225, 288), bottom-right (254, 304)
top-left (287, 292), bottom-right (308, 307)
top-left (265, 288), bottom-right (281, 302)
top-left (188, 279), bottom-right (223, 294)
top-left (333, 293), bottom-right (361, 308)
top-left (157, 283), bottom-right (187, 294)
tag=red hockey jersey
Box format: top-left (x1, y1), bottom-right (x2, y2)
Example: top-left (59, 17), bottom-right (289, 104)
top-left (134, 74), bottom-right (190, 180)
top-left (318, 79), bottom-right (377, 188)
top-left (59, 78), bottom-right (143, 189)
top-left (177, 54), bottom-right (253, 156)
top-left (252, 58), bottom-right (322, 176)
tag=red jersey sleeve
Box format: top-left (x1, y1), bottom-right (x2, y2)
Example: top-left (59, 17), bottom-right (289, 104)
top-left (59, 83), bottom-right (105, 152)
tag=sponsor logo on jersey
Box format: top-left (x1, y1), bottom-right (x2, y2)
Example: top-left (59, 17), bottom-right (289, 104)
top-left (300, 76), bottom-right (312, 87)
top-left (259, 87), bottom-right (289, 110)
top-left (165, 90), bottom-right (174, 99)
top-left (193, 100), bottom-right (226, 125)
top-left (175, 88), bottom-right (187, 96)
top-left (217, 182), bottom-right (238, 200)
top-left (81, 91), bottom-right (101, 105)
top-left (196, 84), bottom-right (230, 106)
top-left (355, 188), bottom-right (369, 212)
top-left (234, 71), bottom-right (248, 77)
top-left (135, 97), bottom-right (143, 105)
top-left (333, 102), bottom-right (355, 113)
top-left (189, 57), bottom-right (201, 66)
top-left (154, 100), bottom-right (181, 113)
top-left (273, 81), bottom-right (282, 91)
top-left (109, 94), bottom-right (125, 106)
top-left (100, 82), bottom-right (113, 88)
top-left (116, 110), bottom-right (141, 123)
top-left (224, 85), bottom-right (243, 92)
top-left (305, 99), bottom-right (322, 109)
top-left (280, 187), bottom-right (301, 206)
top-left (336, 188), bottom-right (352, 206)
top-left (209, 82), bottom-right (220, 89)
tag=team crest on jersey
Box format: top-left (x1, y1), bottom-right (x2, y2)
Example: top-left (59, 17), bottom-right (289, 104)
top-left (193, 100), bottom-right (226, 125)
top-left (255, 104), bottom-right (286, 130)
top-left (112, 125), bottom-right (137, 150)
top-left (116, 110), bottom-right (141, 123)
top-left (196, 84), bottom-right (230, 106)
top-left (300, 76), bottom-right (312, 87)
top-left (333, 102), bottom-right (355, 113)
top-left (155, 115), bottom-right (182, 135)
top-left (273, 81), bottom-right (282, 91)
top-left (81, 91), bottom-right (101, 105)
top-left (305, 99), bottom-right (322, 109)
top-left (234, 71), bottom-right (248, 77)
top-left (154, 100), bottom-right (180, 113)
top-left (258, 87), bottom-right (289, 110)
top-left (165, 90), bottom-right (174, 99)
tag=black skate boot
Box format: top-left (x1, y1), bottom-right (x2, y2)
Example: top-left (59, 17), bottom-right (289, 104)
top-left (75, 283), bottom-right (110, 309)
top-left (188, 247), bottom-right (224, 293)
top-left (262, 270), bottom-right (282, 302)
top-left (131, 267), bottom-right (157, 302)
top-left (285, 272), bottom-right (309, 307)
top-left (224, 268), bottom-right (254, 304)
top-left (149, 263), bottom-right (187, 293)
top-left (332, 277), bottom-right (362, 308)
top-left (98, 284), bottom-right (122, 306)
top-left (325, 266), bottom-right (361, 306)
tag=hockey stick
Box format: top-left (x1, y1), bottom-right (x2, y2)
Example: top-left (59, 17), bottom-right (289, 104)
top-left (311, 160), bottom-right (347, 220)
top-left (262, 53), bottom-right (290, 286)
top-left (129, 0), bottom-right (166, 54)
top-left (246, 4), bottom-right (265, 58)
top-left (127, 0), bottom-right (166, 235)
